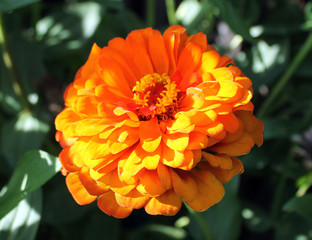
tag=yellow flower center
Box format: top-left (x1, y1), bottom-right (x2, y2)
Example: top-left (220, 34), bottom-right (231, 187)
top-left (132, 73), bottom-right (180, 121)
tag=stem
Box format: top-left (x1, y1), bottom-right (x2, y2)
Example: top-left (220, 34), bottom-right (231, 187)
top-left (0, 13), bottom-right (31, 111)
top-left (185, 204), bottom-right (212, 240)
top-left (257, 32), bottom-right (312, 118)
top-left (146, 0), bottom-right (155, 28)
top-left (165, 0), bottom-right (178, 25)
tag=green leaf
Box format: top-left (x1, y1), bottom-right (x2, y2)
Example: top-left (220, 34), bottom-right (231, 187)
top-left (35, 2), bottom-right (102, 58)
top-left (1, 111), bottom-right (50, 167)
top-left (0, 0), bottom-right (39, 12)
top-left (0, 189), bottom-right (42, 240)
top-left (283, 194), bottom-right (312, 225)
top-left (209, 0), bottom-right (254, 43)
top-left (0, 150), bottom-right (61, 219)
top-left (188, 175), bottom-right (242, 240)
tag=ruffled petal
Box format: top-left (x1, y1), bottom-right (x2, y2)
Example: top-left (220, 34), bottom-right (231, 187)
top-left (186, 169), bottom-right (225, 211)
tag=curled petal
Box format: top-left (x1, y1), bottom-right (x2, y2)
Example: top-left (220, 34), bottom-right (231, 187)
top-left (66, 172), bottom-right (97, 205)
top-left (115, 189), bottom-right (150, 209)
top-left (144, 190), bottom-right (182, 216)
top-left (98, 191), bottom-right (132, 218)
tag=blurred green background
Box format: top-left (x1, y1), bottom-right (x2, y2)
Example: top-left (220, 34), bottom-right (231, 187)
top-left (1, 0), bottom-right (312, 239)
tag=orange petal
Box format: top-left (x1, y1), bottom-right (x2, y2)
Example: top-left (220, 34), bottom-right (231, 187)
top-left (217, 112), bottom-right (239, 133)
top-left (55, 131), bottom-right (76, 148)
top-left (79, 166), bottom-right (109, 195)
top-left (144, 190), bottom-right (182, 216)
top-left (59, 147), bottom-right (81, 172)
top-left (97, 56), bottom-right (133, 97)
top-left (79, 43), bottom-right (101, 78)
top-left (210, 132), bottom-right (255, 156)
top-left (177, 43), bottom-right (202, 78)
top-left (148, 30), bottom-right (169, 74)
top-left (186, 132), bottom-right (209, 150)
top-left (157, 162), bottom-right (172, 190)
top-left (186, 169), bottom-right (225, 211)
top-left (139, 117), bottom-right (162, 140)
top-left (199, 158), bottom-right (244, 183)
top-left (66, 172), bottom-right (97, 205)
top-left (107, 126), bottom-right (139, 154)
top-left (187, 32), bottom-right (207, 52)
top-left (202, 152), bottom-right (233, 170)
top-left (98, 191), bottom-right (132, 218)
top-left (170, 169), bottom-right (198, 202)
top-left (115, 189), bottom-right (150, 209)
top-left (98, 169), bottom-right (136, 195)
top-left (126, 30), bottom-right (154, 78)
top-left (137, 169), bottom-right (167, 197)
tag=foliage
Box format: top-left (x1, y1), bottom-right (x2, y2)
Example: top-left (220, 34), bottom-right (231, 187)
top-left (0, 0), bottom-right (312, 239)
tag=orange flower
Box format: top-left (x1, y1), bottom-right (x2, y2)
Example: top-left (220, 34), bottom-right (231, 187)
top-left (55, 25), bottom-right (264, 218)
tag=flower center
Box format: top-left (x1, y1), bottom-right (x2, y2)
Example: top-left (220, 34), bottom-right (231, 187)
top-left (132, 73), bottom-right (180, 121)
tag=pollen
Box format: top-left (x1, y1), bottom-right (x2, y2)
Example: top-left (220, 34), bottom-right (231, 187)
top-left (132, 73), bottom-right (180, 120)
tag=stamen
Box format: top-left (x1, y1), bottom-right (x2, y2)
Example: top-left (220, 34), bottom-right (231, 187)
top-left (132, 73), bottom-right (180, 120)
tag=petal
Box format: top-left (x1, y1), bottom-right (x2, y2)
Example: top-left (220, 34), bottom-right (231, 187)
top-left (148, 30), bottom-right (169, 74)
top-left (144, 190), bottom-right (182, 216)
top-left (75, 118), bottom-right (110, 136)
top-left (180, 87), bottom-right (205, 109)
top-left (98, 169), bottom-right (136, 195)
top-left (79, 166), bottom-right (109, 195)
top-left (202, 152), bottom-right (233, 170)
top-left (66, 172), bottom-right (97, 205)
top-left (199, 158), bottom-right (244, 183)
top-left (97, 56), bottom-right (133, 97)
top-left (126, 30), bottom-right (154, 78)
top-left (187, 32), bottom-right (207, 52)
top-left (115, 189), bottom-right (150, 209)
top-left (161, 143), bottom-right (185, 168)
top-left (59, 147), bottom-right (81, 172)
top-left (98, 191), bottom-right (132, 218)
top-left (107, 126), bottom-right (139, 154)
top-left (186, 132), bottom-right (209, 150)
top-left (171, 169), bottom-right (198, 202)
top-left (79, 43), bottom-right (101, 78)
top-left (118, 145), bottom-right (144, 183)
top-left (210, 132), bottom-right (255, 156)
top-left (186, 169), bottom-right (225, 211)
top-left (142, 146), bottom-right (161, 170)
top-left (200, 50), bottom-right (220, 73)
top-left (137, 169), bottom-right (167, 197)
top-left (157, 162), bottom-right (172, 190)
top-left (163, 132), bottom-right (189, 151)
top-left (176, 43), bottom-right (202, 78)
top-left (217, 112), bottom-right (239, 133)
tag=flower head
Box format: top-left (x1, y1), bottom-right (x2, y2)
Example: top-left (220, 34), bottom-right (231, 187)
top-left (55, 25), bottom-right (264, 218)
